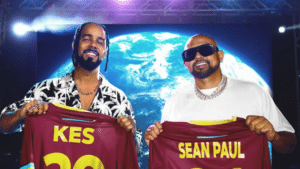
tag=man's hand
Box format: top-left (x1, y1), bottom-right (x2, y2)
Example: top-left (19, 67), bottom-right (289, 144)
top-left (117, 115), bottom-right (136, 134)
top-left (0, 100), bottom-right (48, 132)
top-left (245, 115), bottom-right (276, 141)
top-left (18, 100), bottom-right (49, 119)
top-left (246, 115), bottom-right (296, 153)
top-left (144, 121), bottom-right (163, 146)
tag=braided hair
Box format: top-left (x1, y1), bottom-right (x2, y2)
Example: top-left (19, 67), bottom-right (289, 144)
top-left (72, 22), bottom-right (110, 71)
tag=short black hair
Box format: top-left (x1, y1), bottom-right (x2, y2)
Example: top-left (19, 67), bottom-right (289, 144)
top-left (72, 22), bottom-right (110, 71)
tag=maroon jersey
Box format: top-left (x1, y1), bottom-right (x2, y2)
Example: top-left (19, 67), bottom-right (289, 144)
top-left (149, 118), bottom-right (271, 169)
top-left (20, 103), bottom-right (139, 169)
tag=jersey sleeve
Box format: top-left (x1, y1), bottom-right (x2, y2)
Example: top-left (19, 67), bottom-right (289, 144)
top-left (19, 118), bottom-right (35, 169)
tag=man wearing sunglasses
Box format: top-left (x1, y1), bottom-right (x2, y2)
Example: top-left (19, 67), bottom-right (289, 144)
top-left (144, 34), bottom-right (296, 154)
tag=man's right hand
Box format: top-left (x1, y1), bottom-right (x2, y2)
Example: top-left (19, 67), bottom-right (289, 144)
top-left (0, 100), bottom-right (49, 132)
top-left (18, 100), bottom-right (49, 119)
top-left (144, 121), bottom-right (163, 146)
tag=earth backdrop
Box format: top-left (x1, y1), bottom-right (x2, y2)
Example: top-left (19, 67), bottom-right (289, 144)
top-left (50, 32), bottom-right (270, 168)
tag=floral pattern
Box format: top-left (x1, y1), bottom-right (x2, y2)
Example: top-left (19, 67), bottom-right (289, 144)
top-left (0, 71), bottom-right (142, 153)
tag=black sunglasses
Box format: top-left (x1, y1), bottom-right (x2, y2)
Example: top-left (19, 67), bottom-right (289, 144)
top-left (182, 44), bottom-right (219, 62)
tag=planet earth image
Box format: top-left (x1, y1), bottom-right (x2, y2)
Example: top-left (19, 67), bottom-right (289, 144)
top-left (50, 32), bottom-right (271, 168)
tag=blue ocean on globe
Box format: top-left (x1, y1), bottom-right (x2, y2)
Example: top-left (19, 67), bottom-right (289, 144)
top-left (50, 32), bottom-right (270, 168)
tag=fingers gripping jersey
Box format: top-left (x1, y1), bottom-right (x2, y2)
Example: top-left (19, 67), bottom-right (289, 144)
top-left (20, 103), bottom-right (139, 169)
top-left (149, 118), bottom-right (271, 169)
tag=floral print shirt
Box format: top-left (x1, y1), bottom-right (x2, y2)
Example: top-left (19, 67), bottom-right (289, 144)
top-left (0, 71), bottom-right (142, 153)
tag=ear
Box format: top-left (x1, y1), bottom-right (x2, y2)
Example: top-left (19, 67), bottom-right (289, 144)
top-left (72, 42), bottom-right (74, 51)
top-left (218, 50), bottom-right (224, 63)
top-left (183, 61), bottom-right (188, 68)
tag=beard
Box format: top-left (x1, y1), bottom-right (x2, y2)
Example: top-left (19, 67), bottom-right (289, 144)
top-left (191, 61), bottom-right (219, 79)
top-left (77, 55), bottom-right (102, 71)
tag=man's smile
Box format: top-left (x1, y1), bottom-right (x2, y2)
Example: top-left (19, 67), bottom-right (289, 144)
top-left (84, 49), bottom-right (99, 58)
top-left (194, 60), bottom-right (209, 70)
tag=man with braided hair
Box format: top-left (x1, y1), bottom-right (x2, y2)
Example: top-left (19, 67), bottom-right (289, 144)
top-left (0, 22), bottom-right (142, 153)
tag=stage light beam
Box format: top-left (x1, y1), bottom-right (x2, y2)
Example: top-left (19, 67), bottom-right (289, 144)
top-left (279, 24), bottom-right (300, 33)
top-left (279, 26), bottom-right (286, 33)
top-left (13, 23), bottom-right (31, 36)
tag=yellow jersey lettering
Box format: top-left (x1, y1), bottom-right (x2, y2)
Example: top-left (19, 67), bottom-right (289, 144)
top-left (179, 141), bottom-right (242, 159)
top-left (201, 142), bottom-right (210, 158)
top-left (69, 127), bottom-right (82, 143)
top-left (53, 126), bottom-right (68, 142)
top-left (238, 142), bottom-right (245, 158)
top-left (220, 142), bottom-right (229, 158)
top-left (186, 142), bottom-right (193, 158)
top-left (193, 143), bottom-right (201, 158)
top-left (44, 152), bottom-right (71, 169)
top-left (213, 142), bottom-right (221, 158)
top-left (53, 125), bottom-right (96, 144)
top-left (191, 168), bottom-right (242, 169)
top-left (44, 153), bottom-right (104, 169)
top-left (82, 128), bottom-right (95, 144)
top-left (73, 155), bottom-right (104, 169)
top-left (179, 142), bottom-right (185, 159)
top-left (229, 142), bottom-right (237, 159)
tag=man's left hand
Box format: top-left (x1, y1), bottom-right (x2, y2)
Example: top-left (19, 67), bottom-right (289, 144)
top-left (245, 115), bottom-right (277, 141)
top-left (117, 115), bottom-right (136, 134)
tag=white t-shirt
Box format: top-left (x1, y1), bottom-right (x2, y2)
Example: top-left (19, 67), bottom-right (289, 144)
top-left (161, 77), bottom-right (295, 133)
